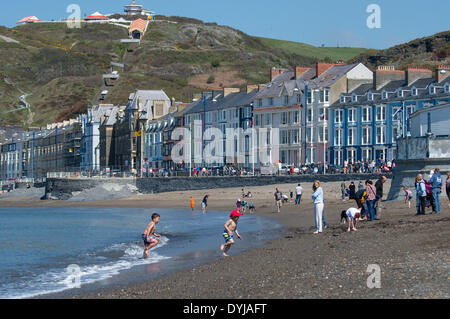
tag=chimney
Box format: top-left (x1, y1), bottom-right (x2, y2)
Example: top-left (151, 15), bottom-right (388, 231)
top-left (270, 67), bottom-right (288, 81)
top-left (406, 67), bottom-right (432, 86)
top-left (374, 66), bottom-right (406, 90)
top-left (245, 84), bottom-right (259, 93)
top-left (223, 87), bottom-right (240, 97)
top-left (436, 65), bottom-right (450, 83)
top-left (295, 67), bottom-right (311, 79)
top-left (316, 62), bottom-right (344, 77)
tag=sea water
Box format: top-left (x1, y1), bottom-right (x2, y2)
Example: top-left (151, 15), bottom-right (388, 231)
top-left (0, 207), bottom-right (281, 298)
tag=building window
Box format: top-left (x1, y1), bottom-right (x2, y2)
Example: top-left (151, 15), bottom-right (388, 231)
top-left (340, 95), bottom-right (345, 104)
top-left (307, 90), bottom-right (312, 104)
top-left (280, 130), bottom-right (288, 145)
top-left (393, 126), bottom-right (399, 142)
top-left (348, 108), bottom-right (356, 123)
top-left (334, 109), bottom-right (343, 123)
top-left (347, 149), bottom-right (356, 163)
top-left (376, 126), bottom-right (385, 144)
top-left (382, 91), bottom-right (388, 100)
top-left (411, 87), bottom-right (418, 96)
top-left (362, 107), bottom-right (372, 122)
top-left (445, 83), bottom-right (450, 93)
top-left (318, 126), bottom-right (328, 142)
top-left (376, 106), bottom-right (386, 121)
top-left (368, 92), bottom-right (374, 101)
top-left (257, 99), bottom-right (262, 107)
top-left (406, 105), bottom-right (415, 116)
top-left (352, 94), bottom-right (357, 103)
top-left (319, 89), bottom-right (330, 103)
top-left (319, 108), bottom-right (327, 122)
top-left (429, 85), bottom-right (436, 95)
top-left (348, 128), bottom-right (355, 146)
top-left (334, 128), bottom-right (343, 146)
top-left (397, 89), bottom-right (403, 98)
top-left (392, 106), bottom-right (401, 121)
top-left (306, 147), bottom-right (315, 163)
top-left (255, 114), bottom-right (260, 126)
top-left (292, 111), bottom-right (299, 124)
top-left (281, 112), bottom-right (288, 125)
top-left (284, 95), bottom-right (289, 105)
top-left (362, 149), bottom-right (372, 161)
top-left (306, 127), bottom-right (314, 143)
top-left (265, 113), bottom-right (271, 125)
top-left (291, 130), bottom-right (299, 144)
top-left (362, 127), bottom-right (371, 145)
top-left (307, 109), bottom-right (313, 123)
top-left (269, 97), bottom-right (274, 106)
top-left (334, 150), bottom-right (343, 165)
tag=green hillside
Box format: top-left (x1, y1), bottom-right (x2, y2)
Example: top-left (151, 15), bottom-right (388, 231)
top-left (257, 37), bottom-right (369, 62)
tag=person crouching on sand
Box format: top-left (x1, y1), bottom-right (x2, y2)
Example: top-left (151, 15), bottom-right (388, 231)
top-left (220, 210), bottom-right (242, 257)
top-left (345, 207), bottom-right (361, 232)
top-left (142, 213), bottom-right (161, 258)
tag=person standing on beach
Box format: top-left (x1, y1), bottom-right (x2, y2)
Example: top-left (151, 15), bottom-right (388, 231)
top-left (312, 180), bottom-right (324, 234)
top-left (415, 174), bottom-right (427, 215)
top-left (274, 188), bottom-right (283, 213)
top-left (365, 180), bottom-right (377, 221)
top-left (429, 168), bottom-right (442, 214)
top-left (374, 176), bottom-right (387, 218)
top-left (340, 182), bottom-right (346, 201)
top-left (295, 184), bottom-right (303, 205)
top-left (142, 213), bottom-right (161, 259)
top-left (190, 196), bottom-right (195, 212)
top-left (446, 175), bottom-right (450, 206)
top-left (220, 210), bottom-right (242, 257)
top-left (349, 182), bottom-right (356, 200)
top-left (201, 194), bottom-right (209, 214)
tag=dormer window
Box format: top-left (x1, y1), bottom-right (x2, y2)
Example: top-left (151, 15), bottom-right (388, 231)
top-left (411, 87), bottom-right (418, 96)
top-left (429, 85), bottom-right (436, 95)
top-left (368, 92), bottom-right (374, 101)
top-left (382, 90), bottom-right (388, 100)
top-left (445, 83), bottom-right (450, 93)
top-left (397, 89), bottom-right (403, 98)
top-left (340, 95), bottom-right (345, 104)
top-left (352, 93), bottom-right (357, 103)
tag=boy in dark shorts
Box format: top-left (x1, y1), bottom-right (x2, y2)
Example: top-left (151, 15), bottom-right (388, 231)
top-left (220, 210), bottom-right (242, 257)
top-left (142, 213), bottom-right (161, 259)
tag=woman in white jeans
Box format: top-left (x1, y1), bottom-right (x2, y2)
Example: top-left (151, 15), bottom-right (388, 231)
top-left (312, 180), bottom-right (324, 234)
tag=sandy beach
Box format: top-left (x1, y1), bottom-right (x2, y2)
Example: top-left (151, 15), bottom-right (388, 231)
top-left (2, 179), bottom-right (449, 299)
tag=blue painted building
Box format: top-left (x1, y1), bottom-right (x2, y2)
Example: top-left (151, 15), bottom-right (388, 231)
top-left (329, 66), bottom-right (450, 165)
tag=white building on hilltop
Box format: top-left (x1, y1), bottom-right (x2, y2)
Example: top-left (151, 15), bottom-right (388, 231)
top-left (124, 1), bottom-right (154, 16)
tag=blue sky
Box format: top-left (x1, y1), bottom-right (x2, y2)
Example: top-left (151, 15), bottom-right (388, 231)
top-left (1, 0), bottom-right (448, 49)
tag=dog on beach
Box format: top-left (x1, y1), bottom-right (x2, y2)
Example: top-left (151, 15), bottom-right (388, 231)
top-left (340, 210), bottom-right (347, 224)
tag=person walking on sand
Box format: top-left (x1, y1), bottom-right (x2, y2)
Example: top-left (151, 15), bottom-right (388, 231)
top-left (374, 176), bottom-right (387, 219)
top-left (220, 210), bottom-right (242, 257)
top-left (429, 168), bottom-right (442, 214)
top-left (201, 194), bottom-right (209, 214)
top-left (312, 180), bottom-right (324, 234)
top-left (142, 213), bottom-right (161, 259)
top-left (274, 188), bottom-right (283, 213)
top-left (415, 174), bottom-right (427, 215)
top-left (190, 196), bottom-right (195, 212)
top-left (295, 184), bottom-right (303, 205)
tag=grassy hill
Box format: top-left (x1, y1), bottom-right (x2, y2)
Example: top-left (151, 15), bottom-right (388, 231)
top-left (257, 37), bottom-right (368, 62)
top-left (350, 30), bottom-right (450, 70)
top-left (0, 15), bottom-right (447, 128)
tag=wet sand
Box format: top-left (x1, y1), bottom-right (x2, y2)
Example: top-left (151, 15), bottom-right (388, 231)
top-left (3, 180), bottom-right (449, 299)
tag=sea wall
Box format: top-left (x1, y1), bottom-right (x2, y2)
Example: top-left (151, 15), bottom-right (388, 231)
top-left (45, 173), bottom-right (392, 200)
top-left (387, 158), bottom-right (450, 201)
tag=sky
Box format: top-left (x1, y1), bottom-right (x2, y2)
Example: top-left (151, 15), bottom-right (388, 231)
top-left (1, 0), bottom-right (449, 49)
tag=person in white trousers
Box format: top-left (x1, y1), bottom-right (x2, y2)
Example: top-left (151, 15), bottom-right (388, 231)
top-left (312, 180), bottom-right (324, 234)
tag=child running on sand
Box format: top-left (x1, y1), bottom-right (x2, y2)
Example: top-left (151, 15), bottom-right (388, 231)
top-left (220, 210), bottom-right (242, 257)
top-left (345, 207), bottom-right (361, 232)
top-left (142, 213), bottom-right (161, 258)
